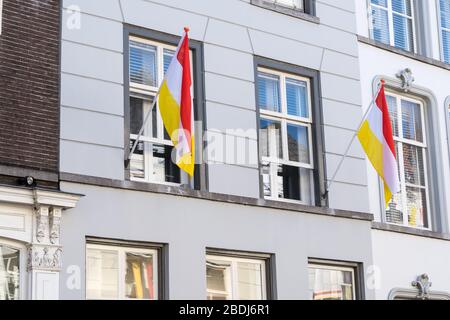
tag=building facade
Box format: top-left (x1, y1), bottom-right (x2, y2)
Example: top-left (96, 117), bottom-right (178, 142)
top-left (0, 0), bottom-right (448, 300)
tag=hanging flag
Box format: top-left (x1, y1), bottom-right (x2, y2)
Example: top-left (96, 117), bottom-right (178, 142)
top-left (158, 27), bottom-right (195, 176)
top-left (357, 80), bottom-right (400, 207)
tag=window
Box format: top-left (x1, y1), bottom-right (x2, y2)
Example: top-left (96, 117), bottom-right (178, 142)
top-left (308, 262), bottom-right (356, 300)
top-left (257, 67), bottom-right (315, 205)
top-left (385, 93), bottom-right (431, 229)
top-left (128, 36), bottom-right (194, 186)
top-left (86, 243), bottom-right (159, 300)
top-left (440, 0), bottom-right (450, 63)
top-left (369, 0), bottom-right (415, 52)
top-left (250, 0), bottom-right (318, 18)
top-left (0, 243), bottom-right (20, 300)
top-left (270, 0), bottom-right (303, 10)
top-left (206, 254), bottom-right (268, 300)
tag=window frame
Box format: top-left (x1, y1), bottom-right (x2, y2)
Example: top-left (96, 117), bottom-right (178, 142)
top-left (254, 57), bottom-right (327, 207)
top-left (383, 91), bottom-right (432, 230)
top-left (205, 251), bottom-right (272, 300)
top-left (123, 26), bottom-right (206, 191)
top-left (85, 241), bottom-right (163, 300)
top-left (308, 259), bottom-right (362, 300)
top-left (0, 238), bottom-right (26, 300)
top-left (369, 0), bottom-right (417, 52)
top-left (250, 0), bottom-right (318, 20)
top-left (437, 0), bottom-right (450, 64)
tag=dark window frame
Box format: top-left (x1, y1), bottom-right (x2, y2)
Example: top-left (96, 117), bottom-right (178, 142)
top-left (123, 25), bottom-right (207, 191)
top-left (250, 0), bottom-right (318, 22)
top-left (86, 236), bottom-right (170, 300)
top-left (308, 258), bottom-right (365, 300)
top-left (206, 247), bottom-right (277, 300)
top-left (254, 56), bottom-right (327, 207)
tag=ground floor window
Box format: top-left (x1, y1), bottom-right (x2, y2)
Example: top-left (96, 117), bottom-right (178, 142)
top-left (308, 261), bottom-right (357, 300)
top-left (0, 243), bottom-right (21, 300)
top-left (206, 253), bottom-right (268, 300)
top-left (86, 243), bottom-right (158, 300)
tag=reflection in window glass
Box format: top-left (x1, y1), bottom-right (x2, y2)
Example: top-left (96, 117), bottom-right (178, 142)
top-left (130, 41), bottom-right (157, 87)
top-left (86, 249), bottom-right (119, 299)
top-left (308, 264), bottom-right (355, 300)
top-left (257, 73), bottom-right (281, 113)
top-left (125, 253), bottom-right (155, 299)
top-left (0, 245), bottom-right (20, 300)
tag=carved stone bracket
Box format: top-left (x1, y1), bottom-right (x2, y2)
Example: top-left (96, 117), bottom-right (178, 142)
top-left (396, 68), bottom-right (415, 92)
top-left (412, 274), bottom-right (432, 300)
top-left (27, 245), bottom-right (62, 271)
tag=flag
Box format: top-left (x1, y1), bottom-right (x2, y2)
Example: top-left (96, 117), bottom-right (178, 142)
top-left (158, 27), bottom-right (195, 176)
top-left (357, 81), bottom-right (400, 207)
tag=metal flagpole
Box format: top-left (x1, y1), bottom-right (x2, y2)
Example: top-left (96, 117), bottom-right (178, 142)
top-left (322, 80), bottom-right (384, 200)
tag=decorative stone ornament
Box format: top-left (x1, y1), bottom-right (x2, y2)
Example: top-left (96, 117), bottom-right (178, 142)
top-left (396, 68), bottom-right (415, 92)
top-left (412, 274), bottom-right (432, 300)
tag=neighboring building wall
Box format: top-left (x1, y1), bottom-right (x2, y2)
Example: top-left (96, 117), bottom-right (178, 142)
top-left (356, 0), bottom-right (450, 299)
top-left (0, 0), bottom-right (60, 181)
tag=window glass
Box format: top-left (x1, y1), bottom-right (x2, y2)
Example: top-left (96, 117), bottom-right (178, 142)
top-left (86, 244), bottom-right (158, 300)
top-left (273, 0), bottom-right (303, 9)
top-left (370, 0), bottom-right (414, 52)
top-left (308, 264), bottom-right (355, 300)
top-left (206, 255), bottom-right (266, 300)
top-left (0, 244), bottom-right (20, 300)
top-left (130, 41), bottom-right (158, 87)
top-left (258, 68), bottom-right (314, 204)
top-left (258, 73), bottom-right (281, 113)
top-left (385, 94), bottom-right (429, 229)
top-left (440, 0), bottom-right (450, 63)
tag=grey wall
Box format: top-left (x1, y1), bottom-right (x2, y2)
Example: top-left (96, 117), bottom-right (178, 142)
top-left (60, 0), bottom-right (369, 213)
top-left (59, 181), bottom-right (374, 300)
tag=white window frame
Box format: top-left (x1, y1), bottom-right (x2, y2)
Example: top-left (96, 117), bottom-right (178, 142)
top-left (0, 238), bottom-right (26, 300)
top-left (128, 36), bottom-right (194, 187)
top-left (437, 0), bottom-right (450, 64)
top-left (206, 254), bottom-right (267, 300)
top-left (273, 0), bottom-right (304, 10)
top-left (258, 67), bottom-right (315, 205)
top-left (308, 263), bottom-right (357, 300)
top-left (369, 0), bottom-right (417, 52)
top-left (86, 243), bottom-right (159, 300)
top-left (384, 92), bottom-right (432, 230)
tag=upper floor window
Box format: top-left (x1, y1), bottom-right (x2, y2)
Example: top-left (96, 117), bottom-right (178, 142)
top-left (0, 242), bottom-right (21, 300)
top-left (308, 262), bottom-right (357, 300)
top-left (370, 0), bottom-right (416, 52)
top-left (271, 0), bottom-right (303, 10)
top-left (128, 36), bottom-right (194, 186)
top-left (439, 0), bottom-right (450, 63)
top-left (206, 253), bottom-right (268, 300)
top-left (385, 93), bottom-right (430, 229)
top-left (86, 243), bottom-right (159, 300)
top-left (257, 67), bottom-right (315, 205)
top-left (251, 0), bottom-right (317, 18)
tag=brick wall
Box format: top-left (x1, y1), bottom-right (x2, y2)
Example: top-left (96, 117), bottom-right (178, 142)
top-left (0, 0), bottom-right (60, 176)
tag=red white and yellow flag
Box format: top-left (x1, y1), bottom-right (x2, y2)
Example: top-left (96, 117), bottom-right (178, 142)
top-left (357, 81), bottom-right (400, 207)
top-left (158, 28), bottom-right (195, 176)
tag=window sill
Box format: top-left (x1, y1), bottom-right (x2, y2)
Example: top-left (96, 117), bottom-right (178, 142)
top-left (60, 172), bottom-right (373, 222)
top-left (372, 222), bottom-right (450, 241)
top-left (358, 36), bottom-right (450, 72)
top-left (251, 0), bottom-right (319, 24)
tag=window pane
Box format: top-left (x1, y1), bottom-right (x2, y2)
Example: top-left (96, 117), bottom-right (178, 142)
top-left (442, 30), bottom-right (450, 64)
top-left (237, 262), bottom-right (264, 300)
top-left (0, 245), bottom-right (20, 300)
top-left (371, 0), bottom-right (388, 7)
top-left (125, 252), bottom-right (156, 300)
top-left (130, 97), bottom-right (144, 136)
top-left (386, 95), bottom-right (399, 137)
top-left (386, 192), bottom-right (404, 224)
top-left (152, 144), bottom-right (180, 184)
top-left (371, 6), bottom-right (390, 45)
top-left (402, 144), bottom-right (425, 187)
top-left (260, 119), bottom-right (282, 159)
top-left (286, 78), bottom-right (309, 118)
top-left (275, 0), bottom-right (303, 9)
top-left (277, 165), bottom-right (312, 203)
top-left (392, 14), bottom-right (414, 51)
top-left (206, 260), bottom-right (232, 300)
top-left (86, 249), bottom-right (119, 299)
top-left (163, 49), bottom-right (175, 75)
top-left (392, 0), bottom-right (412, 15)
top-left (308, 266), bottom-right (354, 300)
top-left (257, 72), bottom-right (281, 112)
top-left (401, 99), bottom-right (423, 142)
top-left (440, 0), bottom-right (450, 29)
top-left (407, 187), bottom-right (428, 228)
top-left (287, 124), bottom-right (310, 164)
top-left (130, 41), bottom-right (157, 87)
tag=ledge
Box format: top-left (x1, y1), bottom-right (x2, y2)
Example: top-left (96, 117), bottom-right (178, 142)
top-left (358, 36), bottom-right (450, 72)
top-left (372, 222), bottom-right (450, 242)
top-left (60, 172), bottom-right (373, 222)
top-left (0, 164), bottom-right (59, 183)
top-left (251, 0), bottom-right (320, 24)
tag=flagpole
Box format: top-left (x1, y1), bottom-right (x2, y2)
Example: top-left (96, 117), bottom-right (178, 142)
top-left (322, 80), bottom-right (384, 200)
